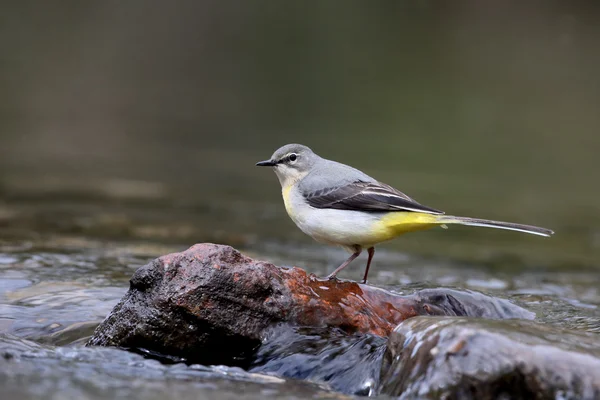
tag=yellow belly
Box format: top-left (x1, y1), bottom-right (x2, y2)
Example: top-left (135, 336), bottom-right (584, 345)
top-left (366, 211), bottom-right (441, 243)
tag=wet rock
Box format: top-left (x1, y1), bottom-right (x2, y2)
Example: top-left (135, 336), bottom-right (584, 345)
top-left (87, 243), bottom-right (532, 366)
top-left (380, 317), bottom-right (600, 399)
top-left (0, 333), bottom-right (337, 400)
top-left (250, 325), bottom-right (387, 396)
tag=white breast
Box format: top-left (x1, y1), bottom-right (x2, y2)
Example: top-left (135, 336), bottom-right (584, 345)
top-left (282, 185), bottom-right (383, 247)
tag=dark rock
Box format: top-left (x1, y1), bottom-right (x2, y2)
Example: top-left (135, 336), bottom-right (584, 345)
top-left (250, 325), bottom-right (387, 396)
top-left (87, 243), bottom-right (532, 366)
top-left (380, 317), bottom-right (600, 399)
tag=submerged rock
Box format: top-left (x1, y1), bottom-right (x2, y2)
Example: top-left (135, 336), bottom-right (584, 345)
top-left (380, 317), bottom-right (600, 399)
top-left (0, 333), bottom-right (337, 400)
top-left (87, 243), bottom-right (532, 367)
top-left (250, 325), bottom-right (387, 396)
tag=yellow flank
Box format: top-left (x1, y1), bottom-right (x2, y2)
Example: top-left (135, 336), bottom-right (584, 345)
top-left (282, 185), bottom-right (294, 216)
top-left (371, 212), bottom-right (442, 242)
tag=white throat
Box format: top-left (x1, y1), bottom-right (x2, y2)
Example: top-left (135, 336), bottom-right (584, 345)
top-left (274, 166), bottom-right (307, 188)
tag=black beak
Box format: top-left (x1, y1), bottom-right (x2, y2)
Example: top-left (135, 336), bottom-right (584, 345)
top-left (256, 159), bottom-right (276, 167)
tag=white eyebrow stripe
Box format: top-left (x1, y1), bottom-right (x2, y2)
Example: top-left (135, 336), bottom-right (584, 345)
top-left (280, 152), bottom-right (298, 161)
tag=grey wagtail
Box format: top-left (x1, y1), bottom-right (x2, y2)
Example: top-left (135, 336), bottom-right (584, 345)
top-left (256, 144), bottom-right (554, 283)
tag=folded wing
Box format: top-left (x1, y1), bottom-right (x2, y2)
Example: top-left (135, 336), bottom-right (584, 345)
top-left (303, 180), bottom-right (444, 214)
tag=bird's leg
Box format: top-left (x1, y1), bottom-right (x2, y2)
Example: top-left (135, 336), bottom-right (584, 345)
top-left (327, 247), bottom-right (361, 280)
top-left (362, 247), bottom-right (375, 284)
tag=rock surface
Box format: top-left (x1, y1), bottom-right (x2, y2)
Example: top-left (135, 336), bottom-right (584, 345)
top-left (380, 317), bottom-right (600, 399)
top-left (250, 326), bottom-right (388, 396)
top-left (87, 243), bottom-right (532, 366)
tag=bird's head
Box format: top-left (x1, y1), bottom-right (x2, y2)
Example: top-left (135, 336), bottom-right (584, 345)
top-left (256, 143), bottom-right (318, 187)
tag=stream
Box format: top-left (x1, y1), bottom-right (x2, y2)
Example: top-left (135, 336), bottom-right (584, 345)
top-left (1, 196), bottom-right (599, 398)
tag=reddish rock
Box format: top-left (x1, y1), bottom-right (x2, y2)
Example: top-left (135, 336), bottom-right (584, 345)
top-left (87, 243), bottom-right (532, 366)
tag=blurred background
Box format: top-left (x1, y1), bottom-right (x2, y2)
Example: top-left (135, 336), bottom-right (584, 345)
top-left (1, 1), bottom-right (599, 271)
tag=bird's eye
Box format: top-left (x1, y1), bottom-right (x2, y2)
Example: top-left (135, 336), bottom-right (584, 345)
top-left (289, 153), bottom-right (297, 162)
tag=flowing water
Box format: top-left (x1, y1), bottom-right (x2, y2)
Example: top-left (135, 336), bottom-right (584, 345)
top-left (1, 1), bottom-right (600, 398)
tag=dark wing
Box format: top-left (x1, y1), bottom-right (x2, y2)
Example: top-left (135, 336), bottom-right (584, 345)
top-left (303, 180), bottom-right (444, 214)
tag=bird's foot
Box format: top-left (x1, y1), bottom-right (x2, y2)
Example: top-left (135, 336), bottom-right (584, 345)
top-left (327, 274), bottom-right (339, 281)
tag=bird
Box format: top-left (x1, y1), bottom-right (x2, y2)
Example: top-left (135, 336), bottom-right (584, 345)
top-left (256, 143), bottom-right (554, 283)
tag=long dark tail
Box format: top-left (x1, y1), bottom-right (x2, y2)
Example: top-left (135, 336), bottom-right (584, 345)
top-left (437, 215), bottom-right (554, 237)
